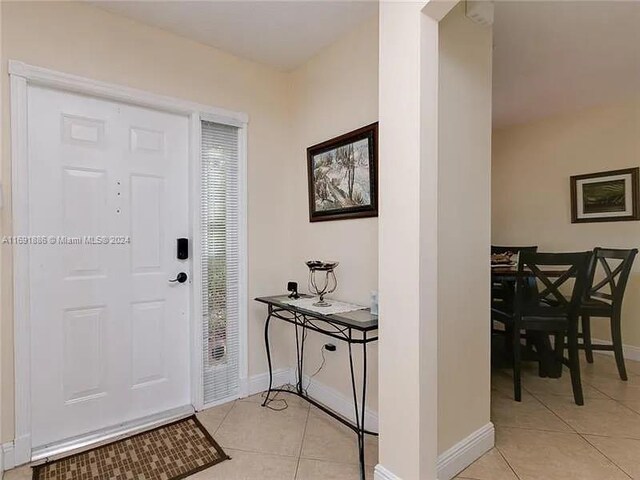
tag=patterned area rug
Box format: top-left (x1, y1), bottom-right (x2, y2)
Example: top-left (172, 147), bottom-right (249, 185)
top-left (33, 416), bottom-right (229, 480)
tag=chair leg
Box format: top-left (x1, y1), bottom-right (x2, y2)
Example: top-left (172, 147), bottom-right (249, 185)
top-left (567, 324), bottom-right (584, 406)
top-left (554, 332), bottom-right (565, 362)
top-left (611, 312), bottom-right (628, 381)
top-left (513, 327), bottom-right (522, 402)
top-left (582, 315), bottom-right (594, 364)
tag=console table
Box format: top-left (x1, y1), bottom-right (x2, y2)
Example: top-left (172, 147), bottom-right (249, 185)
top-left (255, 295), bottom-right (378, 480)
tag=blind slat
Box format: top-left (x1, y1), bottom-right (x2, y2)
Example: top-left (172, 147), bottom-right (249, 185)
top-left (201, 120), bottom-right (241, 404)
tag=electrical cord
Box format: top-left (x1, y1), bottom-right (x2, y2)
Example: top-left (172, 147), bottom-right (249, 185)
top-left (306, 345), bottom-right (327, 392)
top-left (261, 342), bottom-right (328, 412)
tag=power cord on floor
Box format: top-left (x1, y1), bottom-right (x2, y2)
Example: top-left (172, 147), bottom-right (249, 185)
top-left (261, 344), bottom-right (328, 412)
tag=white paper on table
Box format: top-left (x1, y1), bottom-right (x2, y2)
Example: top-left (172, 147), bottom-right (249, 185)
top-left (282, 297), bottom-right (367, 315)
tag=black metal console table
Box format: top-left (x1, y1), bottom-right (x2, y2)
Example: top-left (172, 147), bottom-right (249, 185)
top-left (255, 295), bottom-right (378, 480)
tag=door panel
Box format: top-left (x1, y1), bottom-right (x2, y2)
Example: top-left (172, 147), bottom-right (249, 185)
top-left (130, 174), bottom-right (164, 273)
top-left (28, 85), bottom-right (190, 449)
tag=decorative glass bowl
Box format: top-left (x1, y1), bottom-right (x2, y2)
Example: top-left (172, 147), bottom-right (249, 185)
top-left (305, 261), bottom-right (339, 307)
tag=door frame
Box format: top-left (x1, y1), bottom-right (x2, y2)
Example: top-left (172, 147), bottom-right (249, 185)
top-left (8, 60), bottom-right (249, 465)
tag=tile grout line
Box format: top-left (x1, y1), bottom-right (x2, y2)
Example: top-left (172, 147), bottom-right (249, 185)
top-left (210, 399), bottom-right (237, 437)
top-left (579, 432), bottom-right (634, 480)
top-left (218, 445), bottom-right (300, 459)
top-left (294, 404), bottom-right (312, 480)
top-left (587, 380), bottom-right (640, 418)
top-left (526, 367), bottom-right (640, 439)
top-left (519, 383), bottom-right (579, 434)
top-left (575, 373), bottom-right (640, 479)
top-left (494, 357), bottom-right (640, 480)
top-left (494, 444), bottom-right (523, 480)
top-left (494, 423), bottom-right (578, 435)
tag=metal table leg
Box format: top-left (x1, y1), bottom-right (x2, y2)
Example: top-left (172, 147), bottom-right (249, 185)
top-left (261, 307), bottom-right (274, 407)
top-left (348, 329), bottom-right (368, 480)
top-left (294, 314), bottom-right (307, 394)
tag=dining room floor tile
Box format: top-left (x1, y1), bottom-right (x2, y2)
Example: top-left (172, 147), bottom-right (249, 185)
top-left (491, 388), bottom-right (573, 432)
top-left (494, 426), bottom-right (630, 480)
top-left (457, 447), bottom-right (518, 480)
top-left (536, 395), bottom-right (640, 439)
top-left (457, 354), bottom-right (640, 479)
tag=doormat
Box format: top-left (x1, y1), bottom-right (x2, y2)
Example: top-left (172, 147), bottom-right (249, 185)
top-left (33, 416), bottom-right (229, 480)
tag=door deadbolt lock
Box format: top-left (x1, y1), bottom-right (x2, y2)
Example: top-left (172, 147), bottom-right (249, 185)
top-left (169, 272), bottom-right (188, 283)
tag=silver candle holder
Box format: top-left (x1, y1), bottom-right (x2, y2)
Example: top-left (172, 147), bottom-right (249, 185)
top-left (306, 261), bottom-right (339, 307)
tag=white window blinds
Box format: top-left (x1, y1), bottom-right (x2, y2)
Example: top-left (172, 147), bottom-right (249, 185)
top-left (201, 120), bottom-right (241, 404)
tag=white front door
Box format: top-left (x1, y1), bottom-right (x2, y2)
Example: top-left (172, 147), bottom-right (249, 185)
top-left (27, 85), bottom-right (191, 449)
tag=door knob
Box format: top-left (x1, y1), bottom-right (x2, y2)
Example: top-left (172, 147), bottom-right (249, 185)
top-left (169, 272), bottom-right (188, 283)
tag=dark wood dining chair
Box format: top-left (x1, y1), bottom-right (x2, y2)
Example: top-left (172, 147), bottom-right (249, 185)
top-left (492, 246), bottom-right (538, 300)
top-left (509, 251), bottom-right (591, 405)
top-left (579, 247), bottom-right (638, 381)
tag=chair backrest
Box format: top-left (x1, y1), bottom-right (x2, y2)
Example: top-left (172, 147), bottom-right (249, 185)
top-left (491, 245), bottom-right (538, 255)
top-left (587, 247), bottom-right (638, 309)
top-left (515, 251), bottom-right (592, 319)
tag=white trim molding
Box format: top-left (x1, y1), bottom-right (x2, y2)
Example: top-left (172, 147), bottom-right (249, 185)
top-left (373, 422), bottom-right (495, 480)
top-left (303, 372), bottom-right (378, 432)
top-left (374, 464), bottom-right (401, 480)
top-left (245, 369), bottom-right (292, 398)
top-left (244, 368), bottom-right (379, 431)
top-left (592, 338), bottom-right (640, 362)
top-left (10, 66), bottom-right (32, 468)
top-left (8, 61), bottom-right (248, 126)
top-left (8, 60), bottom-right (249, 465)
top-left (437, 422), bottom-right (495, 480)
top-left (2, 442), bottom-right (15, 472)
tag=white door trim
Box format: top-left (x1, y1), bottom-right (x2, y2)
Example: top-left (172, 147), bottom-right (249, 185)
top-left (8, 60), bottom-right (249, 465)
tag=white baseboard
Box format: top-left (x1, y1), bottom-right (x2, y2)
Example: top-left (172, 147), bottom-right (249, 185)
top-left (592, 338), bottom-right (640, 362)
top-left (2, 442), bottom-right (15, 471)
top-left (246, 368), bottom-right (292, 397)
top-left (374, 423), bottom-right (496, 480)
top-left (374, 464), bottom-right (400, 480)
top-left (246, 368), bottom-right (379, 431)
top-left (302, 372), bottom-right (378, 432)
top-left (437, 422), bottom-right (495, 480)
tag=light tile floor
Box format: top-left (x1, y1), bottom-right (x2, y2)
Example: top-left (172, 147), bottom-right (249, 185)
top-left (6, 353), bottom-right (639, 480)
top-left (5, 391), bottom-right (377, 480)
top-left (457, 353), bottom-right (640, 480)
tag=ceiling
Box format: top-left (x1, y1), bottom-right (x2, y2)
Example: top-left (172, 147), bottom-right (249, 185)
top-left (493, 1), bottom-right (640, 128)
top-left (93, 1), bottom-right (639, 128)
top-left (92, 1), bottom-right (378, 71)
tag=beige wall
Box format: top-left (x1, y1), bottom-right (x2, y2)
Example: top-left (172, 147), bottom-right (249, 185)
top-left (1, 0), bottom-right (382, 445)
top-left (0, 1), bottom-right (496, 470)
top-left (0, 1), bottom-right (296, 441)
top-left (288, 14), bottom-right (379, 411)
top-left (438, 1), bottom-right (493, 455)
top-left (493, 97), bottom-right (640, 347)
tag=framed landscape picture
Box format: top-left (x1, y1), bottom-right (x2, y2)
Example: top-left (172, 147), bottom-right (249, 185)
top-left (570, 167), bottom-right (640, 223)
top-left (307, 123), bottom-right (378, 222)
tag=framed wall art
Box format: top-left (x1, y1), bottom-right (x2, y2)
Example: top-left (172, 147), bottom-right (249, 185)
top-left (570, 167), bottom-right (640, 223)
top-left (307, 123), bottom-right (378, 222)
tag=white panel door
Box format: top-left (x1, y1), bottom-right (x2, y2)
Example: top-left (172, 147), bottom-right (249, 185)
top-left (28, 85), bottom-right (191, 449)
